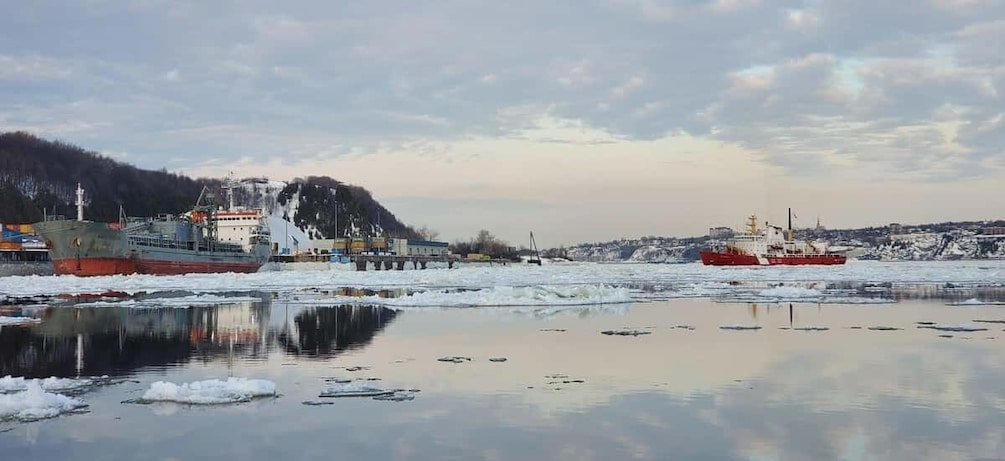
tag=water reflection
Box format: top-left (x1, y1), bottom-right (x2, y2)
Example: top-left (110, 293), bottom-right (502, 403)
top-left (0, 293), bottom-right (399, 377)
top-left (276, 304), bottom-right (398, 357)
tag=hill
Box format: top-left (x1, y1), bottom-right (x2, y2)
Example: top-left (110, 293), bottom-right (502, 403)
top-left (0, 132), bottom-right (418, 240)
top-left (561, 221), bottom-right (1005, 263)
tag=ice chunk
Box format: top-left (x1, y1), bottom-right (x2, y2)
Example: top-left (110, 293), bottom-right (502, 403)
top-left (0, 375), bottom-right (108, 394)
top-left (137, 378), bottom-right (276, 404)
top-left (757, 286), bottom-right (821, 298)
top-left (0, 381), bottom-right (87, 422)
top-left (0, 317), bottom-right (41, 326)
top-left (947, 298), bottom-right (1005, 306)
top-left (372, 391), bottom-right (416, 401)
top-left (488, 357), bottom-right (508, 362)
top-left (319, 381), bottom-right (394, 398)
top-left (301, 400), bottom-right (335, 406)
top-left (972, 319), bottom-right (1005, 324)
top-left (436, 356), bottom-right (471, 363)
top-left (928, 324), bottom-right (988, 332)
top-left (719, 325), bottom-right (762, 331)
top-left (791, 326), bottom-right (829, 331)
top-left (600, 329), bottom-right (651, 336)
top-left (867, 326), bottom-right (902, 331)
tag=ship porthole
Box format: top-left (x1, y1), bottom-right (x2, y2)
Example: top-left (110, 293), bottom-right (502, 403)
top-left (71, 237), bottom-right (81, 248)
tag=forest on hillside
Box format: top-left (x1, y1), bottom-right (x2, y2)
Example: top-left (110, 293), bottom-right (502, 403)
top-left (0, 132), bottom-right (418, 239)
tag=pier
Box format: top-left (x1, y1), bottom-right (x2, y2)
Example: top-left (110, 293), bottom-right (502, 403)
top-left (270, 253), bottom-right (459, 271)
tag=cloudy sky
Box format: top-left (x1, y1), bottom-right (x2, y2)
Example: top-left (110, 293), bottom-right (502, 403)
top-left (1, 1), bottom-right (1002, 247)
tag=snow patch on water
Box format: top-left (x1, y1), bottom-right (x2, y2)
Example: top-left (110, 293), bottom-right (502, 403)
top-left (923, 324), bottom-right (989, 332)
top-left (318, 380), bottom-right (418, 401)
top-left (0, 317), bottom-right (40, 326)
top-left (78, 294), bottom-right (263, 308)
top-left (283, 285), bottom-right (632, 308)
top-left (137, 378), bottom-right (276, 404)
top-left (0, 376), bottom-right (103, 394)
top-left (946, 298), bottom-right (1005, 306)
top-left (758, 286), bottom-right (821, 298)
top-left (319, 381), bottom-right (394, 398)
top-left (0, 381), bottom-right (87, 422)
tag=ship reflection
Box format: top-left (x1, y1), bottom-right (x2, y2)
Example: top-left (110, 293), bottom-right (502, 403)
top-left (0, 293), bottom-right (399, 378)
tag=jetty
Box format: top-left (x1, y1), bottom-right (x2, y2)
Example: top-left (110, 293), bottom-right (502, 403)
top-left (271, 253), bottom-right (460, 271)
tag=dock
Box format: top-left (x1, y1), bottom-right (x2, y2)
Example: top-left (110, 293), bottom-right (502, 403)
top-left (270, 253), bottom-right (460, 271)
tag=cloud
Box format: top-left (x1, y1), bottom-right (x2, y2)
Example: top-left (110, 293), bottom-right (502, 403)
top-left (2, 0), bottom-right (1004, 242)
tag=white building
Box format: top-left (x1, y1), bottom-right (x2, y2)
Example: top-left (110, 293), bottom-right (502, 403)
top-left (389, 238), bottom-right (449, 256)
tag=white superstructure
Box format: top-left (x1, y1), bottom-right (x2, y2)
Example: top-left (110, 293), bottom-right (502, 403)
top-left (214, 209), bottom-right (271, 251)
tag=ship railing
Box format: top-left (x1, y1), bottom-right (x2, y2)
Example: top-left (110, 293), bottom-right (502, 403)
top-left (43, 215), bottom-right (67, 222)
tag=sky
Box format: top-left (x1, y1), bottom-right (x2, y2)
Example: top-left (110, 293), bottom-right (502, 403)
top-left (1, 0), bottom-right (1003, 248)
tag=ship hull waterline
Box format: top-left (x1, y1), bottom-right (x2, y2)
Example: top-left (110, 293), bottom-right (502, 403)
top-left (700, 251), bottom-right (847, 266)
top-left (51, 257), bottom-right (264, 276)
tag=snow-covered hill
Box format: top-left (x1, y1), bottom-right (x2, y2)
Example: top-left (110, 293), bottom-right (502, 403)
top-left (564, 231), bottom-right (1005, 263)
top-left (230, 177), bottom-right (416, 244)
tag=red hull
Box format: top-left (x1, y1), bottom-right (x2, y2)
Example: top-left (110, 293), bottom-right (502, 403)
top-left (700, 251), bottom-right (846, 266)
top-left (53, 258), bottom-right (138, 276)
top-left (700, 251), bottom-right (760, 266)
top-left (52, 257), bottom-right (262, 276)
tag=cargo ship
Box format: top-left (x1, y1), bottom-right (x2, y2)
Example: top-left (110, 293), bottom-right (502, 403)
top-left (34, 184), bottom-right (272, 276)
top-left (700, 210), bottom-right (847, 266)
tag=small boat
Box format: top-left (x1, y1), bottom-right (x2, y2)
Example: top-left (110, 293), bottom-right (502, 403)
top-left (700, 210), bottom-right (847, 266)
top-left (34, 183), bottom-right (272, 276)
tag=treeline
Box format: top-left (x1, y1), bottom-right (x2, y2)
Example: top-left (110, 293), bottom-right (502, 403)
top-left (0, 132), bottom-right (420, 240)
top-left (0, 132), bottom-right (213, 222)
top-left (276, 177), bottom-right (418, 240)
top-left (449, 230), bottom-right (521, 259)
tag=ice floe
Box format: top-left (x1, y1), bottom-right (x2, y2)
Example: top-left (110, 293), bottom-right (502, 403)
top-left (0, 381), bottom-right (87, 422)
top-left (0, 316), bottom-right (40, 326)
top-left (757, 286), bottom-right (822, 298)
top-left (387, 285), bottom-right (632, 308)
top-left (719, 325), bottom-right (762, 331)
top-left (714, 294), bottom-right (896, 305)
top-left (1, 260), bottom-right (1003, 308)
top-left (318, 381), bottom-right (417, 401)
top-left (0, 375), bottom-right (113, 394)
top-left (918, 324), bottom-right (989, 332)
top-left (135, 378), bottom-right (276, 404)
top-left (600, 329), bottom-right (651, 336)
top-left (946, 298), bottom-right (1005, 306)
top-left (75, 294), bottom-right (263, 308)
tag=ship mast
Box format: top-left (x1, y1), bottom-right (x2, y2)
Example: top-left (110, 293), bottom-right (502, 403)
top-left (75, 183), bottom-right (85, 221)
top-left (223, 171), bottom-right (237, 212)
top-left (787, 207), bottom-right (793, 242)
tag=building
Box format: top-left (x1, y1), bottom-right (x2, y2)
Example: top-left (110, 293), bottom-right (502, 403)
top-left (389, 238), bottom-right (449, 256)
top-left (709, 227), bottom-right (734, 239)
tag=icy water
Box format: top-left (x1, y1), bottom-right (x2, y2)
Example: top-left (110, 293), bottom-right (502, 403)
top-left (1, 261), bottom-right (1004, 460)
